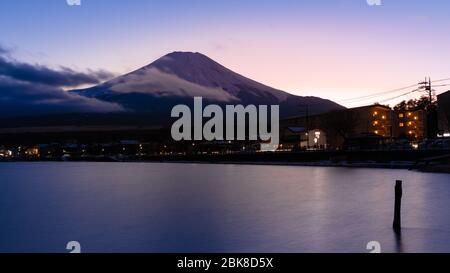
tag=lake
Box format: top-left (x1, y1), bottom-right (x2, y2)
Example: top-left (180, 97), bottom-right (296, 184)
top-left (0, 162), bottom-right (449, 253)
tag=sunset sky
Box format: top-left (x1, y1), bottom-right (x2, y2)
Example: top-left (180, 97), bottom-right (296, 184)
top-left (1, 0), bottom-right (450, 107)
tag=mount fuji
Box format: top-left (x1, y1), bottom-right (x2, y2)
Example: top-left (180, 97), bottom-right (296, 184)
top-left (72, 52), bottom-right (344, 118)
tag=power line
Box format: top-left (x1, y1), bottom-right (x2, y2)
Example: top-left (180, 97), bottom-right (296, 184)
top-left (434, 86), bottom-right (450, 96)
top-left (431, 77), bottom-right (450, 83)
top-left (339, 77), bottom-right (450, 105)
top-left (432, 83), bottom-right (450, 88)
top-left (337, 83), bottom-right (419, 103)
top-left (376, 89), bottom-right (420, 104)
top-left (336, 77), bottom-right (450, 108)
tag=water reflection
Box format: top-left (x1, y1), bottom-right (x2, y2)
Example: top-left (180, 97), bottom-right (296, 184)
top-left (394, 230), bottom-right (403, 253)
top-left (0, 162), bottom-right (449, 253)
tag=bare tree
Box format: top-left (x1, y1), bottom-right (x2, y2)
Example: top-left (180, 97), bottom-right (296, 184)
top-left (323, 110), bottom-right (361, 141)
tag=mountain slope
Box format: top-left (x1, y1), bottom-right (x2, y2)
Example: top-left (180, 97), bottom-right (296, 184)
top-left (72, 52), bottom-right (344, 118)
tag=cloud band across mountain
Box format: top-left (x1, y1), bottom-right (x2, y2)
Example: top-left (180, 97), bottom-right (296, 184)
top-left (0, 45), bottom-right (124, 116)
top-left (0, 76), bottom-right (124, 116)
top-left (0, 57), bottom-right (114, 87)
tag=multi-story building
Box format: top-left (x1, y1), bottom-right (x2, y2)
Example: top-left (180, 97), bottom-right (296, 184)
top-left (280, 104), bottom-right (429, 150)
top-left (280, 104), bottom-right (394, 150)
top-left (393, 109), bottom-right (427, 141)
top-left (438, 91), bottom-right (450, 136)
top-left (350, 105), bottom-right (393, 138)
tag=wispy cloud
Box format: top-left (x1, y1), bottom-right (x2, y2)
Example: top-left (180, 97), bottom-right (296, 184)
top-left (0, 76), bottom-right (124, 115)
top-left (0, 46), bottom-right (8, 55)
top-left (0, 44), bottom-right (124, 116)
top-left (0, 47), bottom-right (114, 87)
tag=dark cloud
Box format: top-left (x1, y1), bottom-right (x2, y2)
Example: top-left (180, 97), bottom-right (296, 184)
top-left (0, 44), bottom-right (124, 116)
top-left (0, 46), bottom-right (8, 55)
top-left (0, 55), bottom-right (115, 88)
top-left (0, 45), bottom-right (13, 59)
top-left (0, 76), bottom-right (124, 116)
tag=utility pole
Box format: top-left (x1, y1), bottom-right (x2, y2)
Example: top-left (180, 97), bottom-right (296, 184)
top-left (419, 77), bottom-right (433, 109)
top-left (298, 104), bottom-right (310, 150)
top-left (306, 104), bottom-right (310, 150)
top-left (428, 77), bottom-right (433, 108)
top-left (419, 77), bottom-right (438, 139)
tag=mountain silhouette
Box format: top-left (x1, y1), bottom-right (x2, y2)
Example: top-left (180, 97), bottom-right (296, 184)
top-left (0, 52), bottom-right (344, 130)
top-left (72, 52), bottom-right (344, 117)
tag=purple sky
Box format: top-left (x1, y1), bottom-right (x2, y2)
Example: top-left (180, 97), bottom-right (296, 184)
top-left (1, 0), bottom-right (450, 107)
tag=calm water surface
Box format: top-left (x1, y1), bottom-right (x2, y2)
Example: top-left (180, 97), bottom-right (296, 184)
top-left (0, 162), bottom-right (449, 253)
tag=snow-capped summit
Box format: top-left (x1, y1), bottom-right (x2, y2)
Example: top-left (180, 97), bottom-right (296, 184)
top-left (72, 52), bottom-right (343, 117)
top-left (145, 51), bottom-right (290, 101)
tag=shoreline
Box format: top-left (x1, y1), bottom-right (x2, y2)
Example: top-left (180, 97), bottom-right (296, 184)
top-left (1, 158), bottom-right (449, 173)
top-left (2, 149), bottom-right (450, 173)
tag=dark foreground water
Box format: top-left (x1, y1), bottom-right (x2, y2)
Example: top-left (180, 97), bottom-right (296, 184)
top-left (0, 162), bottom-right (449, 253)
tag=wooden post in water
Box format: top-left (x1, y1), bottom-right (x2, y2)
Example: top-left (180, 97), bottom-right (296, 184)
top-left (393, 180), bottom-right (403, 233)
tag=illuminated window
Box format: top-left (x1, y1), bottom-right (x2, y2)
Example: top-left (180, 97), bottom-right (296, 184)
top-left (399, 113), bottom-right (404, 118)
top-left (373, 111), bottom-right (378, 116)
top-left (373, 121), bottom-right (379, 126)
top-left (408, 112), bottom-right (412, 117)
top-left (374, 130), bottom-right (379, 135)
top-left (399, 123), bottom-right (404, 127)
top-left (382, 115), bottom-right (386, 120)
top-left (414, 116), bottom-right (418, 120)
top-left (408, 121), bottom-right (412, 126)
top-left (408, 131), bottom-right (413, 135)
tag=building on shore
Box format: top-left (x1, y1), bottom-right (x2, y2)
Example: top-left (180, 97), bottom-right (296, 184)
top-left (393, 109), bottom-right (427, 141)
top-left (280, 103), bottom-right (429, 150)
top-left (281, 127), bottom-right (328, 151)
top-left (0, 148), bottom-right (13, 158)
top-left (349, 105), bottom-right (394, 138)
top-left (438, 91), bottom-right (450, 137)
